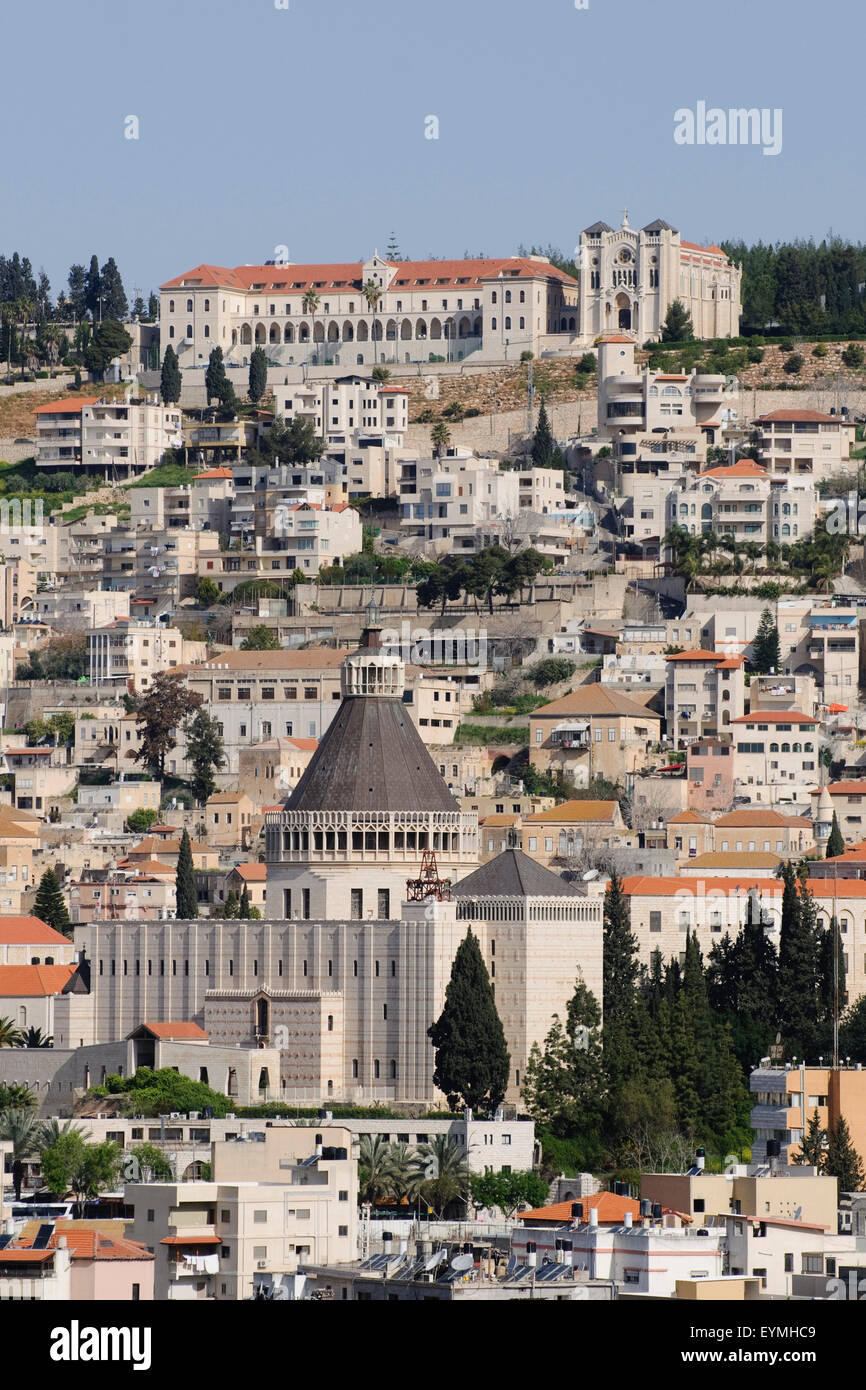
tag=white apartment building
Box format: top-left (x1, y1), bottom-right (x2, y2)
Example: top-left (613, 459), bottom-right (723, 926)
top-left (731, 709), bottom-right (820, 803)
top-left (88, 619), bottom-right (207, 692)
top-left (667, 459), bottom-right (816, 547)
top-left (200, 503), bottom-right (361, 590)
top-left (160, 253), bottom-right (579, 370)
top-left (33, 394), bottom-right (183, 479)
top-left (754, 409), bottom-right (856, 483)
top-left (33, 588), bottom-right (130, 630)
top-left (577, 214), bottom-right (741, 341)
top-left (399, 453), bottom-right (566, 548)
top-left (276, 376), bottom-right (409, 446)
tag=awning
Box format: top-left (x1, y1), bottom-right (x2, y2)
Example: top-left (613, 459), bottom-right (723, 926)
top-left (160, 1235), bottom-right (222, 1246)
top-left (827, 704), bottom-right (849, 713)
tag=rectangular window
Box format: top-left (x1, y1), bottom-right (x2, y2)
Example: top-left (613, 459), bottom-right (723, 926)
top-left (351, 888), bottom-right (363, 920)
top-left (377, 888), bottom-right (390, 918)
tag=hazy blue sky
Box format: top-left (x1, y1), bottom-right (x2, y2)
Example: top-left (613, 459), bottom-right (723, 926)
top-left (3, 0), bottom-right (860, 298)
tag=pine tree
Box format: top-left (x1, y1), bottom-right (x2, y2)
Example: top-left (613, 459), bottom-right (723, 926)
top-left (531, 398), bottom-right (556, 468)
top-left (175, 829), bottom-right (198, 919)
top-left (67, 264), bottom-right (88, 321)
top-left (160, 345), bottom-right (182, 405)
top-left (826, 812), bottom-right (845, 859)
top-left (248, 346), bottom-right (267, 404)
top-left (224, 890), bottom-right (240, 919)
top-left (825, 1115), bottom-right (865, 1192)
top-left (661, 298), bottom-right (694, 342)
top-left (776, 861), bottom-right (821, 1056)
top-left (239, 886), bottom-right (251, 919)
top-left (99, 258), bottom-right (128, 320)
top-left (795, 1109), bottom-right (826, 1168)
top-left (205, 346), bottom-right (227, 406)
top-left (185, 708), bottom-right (225, 804)
top-left (33, 868), bottom-right (71, 938)
top-left (522, 977), bottom-right (606, 1137)
top-left (752, 608), bottom-right (782, 674)
top-left (428, 929), bottom-right (510, 1113)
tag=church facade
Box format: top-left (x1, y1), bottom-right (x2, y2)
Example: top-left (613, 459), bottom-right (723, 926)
top-left (576, 214), bottom-right (741, 342)
top-left (68, 631), bottom-right (603, 1107)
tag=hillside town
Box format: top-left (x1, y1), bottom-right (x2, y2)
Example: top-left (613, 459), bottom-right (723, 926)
top-left (4, 212), bottom-right (866, 1316)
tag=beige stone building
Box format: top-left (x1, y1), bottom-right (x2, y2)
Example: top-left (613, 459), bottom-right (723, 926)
top-left (529, 684), bottom-right (661, 786)
top-left (205, 791), bottom-right (256, 849)
top-left (665, 649), bottom-right (745, 742)
top-left (731, 709), bottom-right (820, 803)
top-left (33, 394), bottom-right (183, 480)
top-left (577, 214), bottom-right (741, 341)
top-left (237, 737), bottom-right (318, 808)
top-left (754, 408), bottom-right (856, 483)
top-left (87, 619), bottom-right (207, 693)
top-left (521, 800), bottom-right (631, 869)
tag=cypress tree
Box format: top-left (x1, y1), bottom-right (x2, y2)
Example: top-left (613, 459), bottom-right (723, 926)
top-left (776, 861), bottom-right (821, 1056)
top-left (239, 885), bottom-right (251, 919)
top-left (751, 608), bottom-right (782, 674)
top-left (160, 344), bottom-right (182, 404)
top-left (248, 346), bottom-right (267, 404)
top-left (224, 890), bottom-right (239, 919)
top-left (428, 928), bottom-right (510, 1113)
top-left (602, 869), bottom-right (642, 1102)
top-left (818, 914), bottom-right (846, 1026)
top-left (826, 812), bottom-right (845, 859)
top-left (531, 398), bottom-right (556, 468)
top-left (175, 829), bottom-right (198, 919)
top-left (33, 868), bottom-right (71, 938)
top-left (825, 1115), bottom-right (865, 1192)
top-left (205, 346), bottom-right (227, 406)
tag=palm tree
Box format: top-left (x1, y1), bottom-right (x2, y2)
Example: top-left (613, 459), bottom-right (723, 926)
top-left (0, 302), bottom-right (16, 380)
top-left (416, 1135), bottom-right (470, 1219)
top-left (0, 1107), bottom-right (41, 1199)
top-left (0, 1016), bottom-right (24, 1048)
top-left (22, 1026), bottom-right (53, 1049)
top-left (385, 1143), bottom-right (426, 1206)
top-left (301, 289), bottom-right (321, 365)
top-left (358, 1134), bottom-right (394, 1206)
top-left (36, 1117), bottom-right (91, 1152)
top-left (431, 421), bottom-right (451, 458)
top-left (16, 297), bottom-right (34, 378)
top-left (361, 279), bottom-right (384, 362)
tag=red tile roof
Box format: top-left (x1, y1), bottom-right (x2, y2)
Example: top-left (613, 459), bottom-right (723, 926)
top-left (32, 396), bottom-right (100, 415)
top-left (809, 782), bottom-right (866, 795)
top-left (731, 711), bottom-right (817, 724)
top-left (666, 649), bottom-right (727, 663)
top-left (699, 459), bottom-right (767, 478)
top-left (0, 917), bottom-right (72, 945)
top-left (231, 863), bottom-right (267, 881)
top-left (194, 468), bottom-right (234, 480)
top-left (757, 409), bottom-right (845, 424)
top-left (0, 964), bottom-right (76, 996)
top-left (160, 1234), bottom-right (222, 1246)
top-left (518, 1192), bottom-right (642, 1225)
top-left (680, 241), bottom-right (728, 259)
top-left (161, 257), bottom-right (578, 293)
top-left (598, 334), bottom-right (634, 344)
top-left (141, 1021), bottom-right (209, 1040)
top-left (716, 809), bottom-right (811, 828)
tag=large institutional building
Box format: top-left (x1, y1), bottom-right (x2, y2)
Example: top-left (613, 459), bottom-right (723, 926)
top-left (53, 625), bottom-right (602, 1108)
top-left (576, 213), bottom-right (741, 341)
top-left (160, 253), bottom-right (580, 369)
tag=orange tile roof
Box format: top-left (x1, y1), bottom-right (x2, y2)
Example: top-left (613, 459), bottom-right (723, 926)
top-left (286, 737), bottom-right (318, 751)
top-left (809, 782), bottom-right (866, 795)
top-left (668, 811), bottom-right (713, 824)
top-left (232, 863), bottom-right (267, 881)
top-left (0, 917), bottom-right (72, 945)
top-left (732, 711), bottom-right (817, 724)
top-left (11, 1226), bottom-right (154, 1261)
top-left (160, 1234), bottom-right (221, 1246)
top-left (141, 1021), bottom-right (209, 1040)
top-left (525, 799), bottom-right (619, 824)
top-left (0, 1249), bottom-right (54, 1264)
top-left (518, 1192), bottom-right (641, 1224)
top-left (757, 409), bottom-right (844, 424)
top-left (687, 852), bottom-right (782, 869)
top-left (666, 649), bottom-right (727, 662)
top-left (699, 459), bottom-right (767, 479)
top-left (32, 396), bottom-right (100, 415)
top-left (680, 241), bottom-right (728, 258)
top-left (598, 334), bottom-right (635, 344)
top-left (161, 257), bottom-right (578, 293)
top-left (194, 468), bottom-right (234, 480)
top-left (0, 964), bottom-right (76, 996)
top-left (716, 809), bottom-right (811, 828)
top-left (623, 874), bottom-right (866, 899)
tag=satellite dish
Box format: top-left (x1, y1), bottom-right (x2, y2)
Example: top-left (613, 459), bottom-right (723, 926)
top-left (425, 1248), bottom-right (447, 1272)
top-left (451, 1253), bottom-right (474, 1273)
top-left (582, 869), bottom-right (599, 881)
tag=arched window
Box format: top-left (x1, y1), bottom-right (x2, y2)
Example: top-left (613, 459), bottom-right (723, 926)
top-left (168, 299), bottom-right (175, 312)
top-left (186, 298), bottom-right (193, 312)
top-left (204, 324), bottom-right (210, 338)
top-left (661, 385), bottom-right (682, 397)
top-left (781, 743), bottom-right (790, 753)
top-left (792, 742), bottom-right (801, 752)
top-left (168, 325), bottom-right (174, 338)
top-left (505, 317), bottom-right (511, 330)
top-left (204, 299), bottom-right (210, 312)
top-left (186, 324), bottom-right (192, 338)
top-left (769, 743), bottom-right (779, 752)
top-left (520, 317), bottom-right (525, 329)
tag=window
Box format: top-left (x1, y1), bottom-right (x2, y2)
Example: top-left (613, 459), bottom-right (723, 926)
top-left (351, 888), bottom-right (363, 920)
top-left (254, 1210), bottom-right (267, 1223)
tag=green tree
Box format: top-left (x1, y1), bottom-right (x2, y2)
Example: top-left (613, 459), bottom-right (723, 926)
top-left (205, 346), bottom-right (228, 406)
top-left (223, 890), bottom-right (240, 918)
top-left (21, 1027), bottom-right (52, 1048)
top-left (126, 808), bottom-right (158, 835)
top-left (248, 345), bottom-right (268, 404)
top-left (0, 1108), bottom-right (42, 1198)
top-left (239, 624), bottom-right (281, 651)
top-left (431, 421), bottom-right (451, 458)
top-left (0, 1082), bottom-right (37, 1110)
top-left (185, 707), bottom-right (226, 804)
top-left (826, 812), bottom-right (845, 859)
top-left (33, 867), bottom-right (71, 937)
top-left (661, 299), bottom-right (694, 341)
top-left (529, 657), bottom-right (576, 687)
top-left (795, 1109), bottom-right (827, 1168)
top-left (751, 608), bottom-right (782, 674)
top-left (239, 885), bottom-right (252, 919)
top-left (428, 929), bottom-right (510, 1113)
top-left (160, 344), bottom-right (182, 404)
top-left (132, 669), bottom-right (202, 778)
top-left (126, 1142), bottom-right (174, 1182)
top-left (99, 257), bottom-right (128, 320)
top-left (0, 1019), bottom-right (25, 1048)
top-left (84, 319), bottom-right (132, 378)
top-left (371, 365), bottom-right (391, 384)
top-left (522, 976), bottom-right (606, 1139)
top-left (175, 829), bottom-right (198, 919)
top-left (470, 1169), bottom-right (549, 1217)
top-left (84, 254), bottom-right (101, 320)
top-left (825, 1115), bottom-right (865, 1191)
top-left (358, 1134), bottom-right (393, 1205)
top-left (385, 1142), bottom-right (425, 1205)
top-left (776, 861), bottom-right (821, 1056)
top-left (531, 398), bottom-right (556, 468)
top-left (417, 1135), bottom-right (470, 1218)
top-left (196, 577), bottom-right (222, 607)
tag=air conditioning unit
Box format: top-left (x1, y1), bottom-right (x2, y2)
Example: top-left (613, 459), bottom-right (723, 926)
top-left (257, 1260), bottom-right (268, 1270)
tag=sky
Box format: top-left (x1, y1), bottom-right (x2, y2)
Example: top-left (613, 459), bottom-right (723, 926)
top-left (2, 0), bottom-right (862, 300)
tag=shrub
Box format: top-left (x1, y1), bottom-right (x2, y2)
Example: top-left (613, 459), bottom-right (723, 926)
top-left (126, 808), bottom-right (159, 834)
top-left (747, 347), bottom-right (765, 364)
top-left (529, 656), bottom-right (576, 687)
top-left (812, 343), bottom-right (829, 358)
top-left (520, 350), bottom-right (533, 361)
top-left (842, 343), bottom-right (865, 369)
top-left (783, 353), bottom-right (804, 375)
